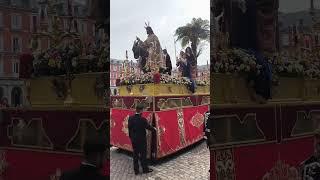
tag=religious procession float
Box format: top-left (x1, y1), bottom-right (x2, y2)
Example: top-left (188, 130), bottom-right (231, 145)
top-left (110, 24), bottom-right (210, 160)
top-left (210, 0), bottom-right (320, 179)
top-left (0, 1), bottom-right (108, 179)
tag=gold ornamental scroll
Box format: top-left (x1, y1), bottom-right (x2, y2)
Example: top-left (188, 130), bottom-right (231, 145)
top-left (212, 73), bottom-right (320, 104)
top-left (29, 73), bottom-right (106, 108)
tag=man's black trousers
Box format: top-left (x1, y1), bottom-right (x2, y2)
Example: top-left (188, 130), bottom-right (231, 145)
top-left (132, 141), bottom-right (148, 173)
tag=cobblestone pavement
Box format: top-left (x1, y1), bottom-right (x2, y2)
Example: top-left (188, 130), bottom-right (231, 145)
top-left (110, 141), bottom-right (210, 180)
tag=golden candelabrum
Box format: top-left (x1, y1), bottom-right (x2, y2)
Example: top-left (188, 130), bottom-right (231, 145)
top-left (121, 51), bottom-right (130, 78)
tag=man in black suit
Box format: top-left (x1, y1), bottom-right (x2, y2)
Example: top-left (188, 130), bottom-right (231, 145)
top-left (60, 138), bottom-right (108, 180)
top-left (162, 49), bottom-right (172, 75)
top-left (128, 104), bottom-right (156, 175)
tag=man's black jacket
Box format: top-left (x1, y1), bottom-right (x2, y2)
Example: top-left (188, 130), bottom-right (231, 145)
top-left (128, 113), bottom-right (154, 144)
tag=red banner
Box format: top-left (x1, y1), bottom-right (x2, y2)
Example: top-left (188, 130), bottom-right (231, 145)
top-left (155, 110), bottom-right (180, 158)
top-left (183, 105), bottom-right (208, 145)
top-left (210, 137), bottom-right (314, 180)
top-left (234, 143), bottom-right (278, 180)
top-left (1, 149), bottom-right (109, 180)
top-left (279, 137), bottom-right (313, 167)
top-left (0, 109), bottom-right (107, 152)
top-left (154, 105), bottom-right (207, 158)
top-left (110, 109), bottom-right (152, 151)
top-left (210, 102), bottom-right (319, 179)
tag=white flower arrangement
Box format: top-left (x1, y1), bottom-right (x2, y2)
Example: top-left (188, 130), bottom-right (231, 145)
top-left (118, 72), bottom-right (209, 86)
top-left (214, 48), bottom-right (261, 75)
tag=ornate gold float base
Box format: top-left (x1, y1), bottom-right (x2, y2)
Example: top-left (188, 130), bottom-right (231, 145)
top-left (212, 73), bottom-right (320, 104)
top-left (118, 84), bottom-right (209, 96)
top-left (28, 73), bottom-right (106, 107)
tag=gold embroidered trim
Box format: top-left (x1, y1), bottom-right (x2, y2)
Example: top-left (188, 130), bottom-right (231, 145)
top-left (190, 112), bottom-right (204, 128)
top-left (215, 148), bottom-right (235, 180)
top-left (7, 117), bottom-right (53, 149)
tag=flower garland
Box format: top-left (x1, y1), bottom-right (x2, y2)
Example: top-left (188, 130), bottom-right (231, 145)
top-left (213, 48), bottom-right (320, 80)
top-left (213, 48), bottom-right (262, 75)
top-left (118, 73), bottom-right (208, 86)
top-left (30, 34), bottom-right (109, 77)
top-left (195, 79), bottom-right (209, 86)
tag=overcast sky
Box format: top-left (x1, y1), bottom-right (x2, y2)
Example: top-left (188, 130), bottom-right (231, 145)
top-left (279, 0), bottom-right (320, 13)
top-left (110, 0), bottom-right (210, 66)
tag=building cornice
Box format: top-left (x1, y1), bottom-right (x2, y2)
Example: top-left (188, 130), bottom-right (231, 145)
top-left (0, 5), bottom-right (34, 12)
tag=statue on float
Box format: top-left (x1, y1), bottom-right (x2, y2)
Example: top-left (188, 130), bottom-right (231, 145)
top-left (132, 22), bottom-right (166, 74)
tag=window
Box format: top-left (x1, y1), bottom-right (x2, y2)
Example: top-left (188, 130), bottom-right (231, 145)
top-left (0, 13), bottom-right (3, 27)
top-left (92, 24), bottom-right (96, 37)
top-left (31, 16), bottom-right (37, 32)
top-left (98, 29), bottom-right (104, 38)
top-left (64, 19), bottom-right (69, 31)
top-left (74, 7), bottom-right (79, 16)
top-left (281, 34), bottom-right (289, 46)
top-left (0, 34), bottom-right (3, 51)
top-left (48, 18), bottom-right (52, 32)
top-left (11, 14), bottom-right (22, 30)
top-left (80, 21), bottom-right (87, 35)
top-left (12, 37), bottom-right (21, 53)
top-left (13, 61), bottom-right (19, 74)
top-left (113, 65), bottom-right (117, 71)
top-left (0, 55), bottom-right (3, 73)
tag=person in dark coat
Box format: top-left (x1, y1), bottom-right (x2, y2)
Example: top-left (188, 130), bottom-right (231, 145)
top-left (162, 49), bottom-right (172, 75)
top-left (176, 51), bottom-right (191, 78)
top-left (60, 138), bottom-right (108, 180)
top-left (128, 104), bottom-right (156, 175)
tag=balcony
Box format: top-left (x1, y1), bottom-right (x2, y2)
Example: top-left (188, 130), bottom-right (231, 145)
top-left (11, 25), bottom-right (22, 32)
top-left (0, 73), bottom-right (19, 79)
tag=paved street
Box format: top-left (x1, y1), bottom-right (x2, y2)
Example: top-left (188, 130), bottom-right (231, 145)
top-left (110, 141), bottom-right (210, 180)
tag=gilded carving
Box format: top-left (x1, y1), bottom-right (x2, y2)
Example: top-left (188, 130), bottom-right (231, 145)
top-left (126, 85), bottom-right (133, 94)
top-left (157, 98), bottom-right (194, 110)
top-left (145, 114), bottom-right (153, 159)
top-left (50, 168), bottom-right (61, 180)
top-left (139, 85), bottom-right (145, 93)
top-left (112, 98), bottom-right (126, 108)
top-left (0, 151), bottom-right (7, 179)
top-left (212, 114), bottom-right (265, 145)
top-left (215, 149), bottom-right (235, 180)
top-left (262, 160), bottom-right (299, 180)
top-left (201, 96), bottom-right (210, 105)
top-left (51, 78), bottom-right (67, 100)
top-left (94, 76), bottom-right (105, 98)
top-left (131, 97), bottom-right (152, 110)
top-left (177, 109), bottom-right (186, 146)
top-left (122, 115), bottom-right (130, 136)
top-left (182, 97), bottom-right (193, 107)
top-left (292, 110), bottom-right (320, 137)
top-left (191, 112), bottom-right (204, 128)
top-left (66, 119), bottom-right (108, 152)
top-left (7, 118), bottom-right (53, 149)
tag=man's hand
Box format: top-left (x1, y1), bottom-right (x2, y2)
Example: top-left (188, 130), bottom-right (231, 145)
top-left (153, 127), bottom-right (157, 131)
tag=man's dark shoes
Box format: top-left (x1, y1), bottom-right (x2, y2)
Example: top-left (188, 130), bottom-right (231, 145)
top-left (143, 168), bottom-right (153, 174)
top-left (134, 171), bottom-right (139, 175)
